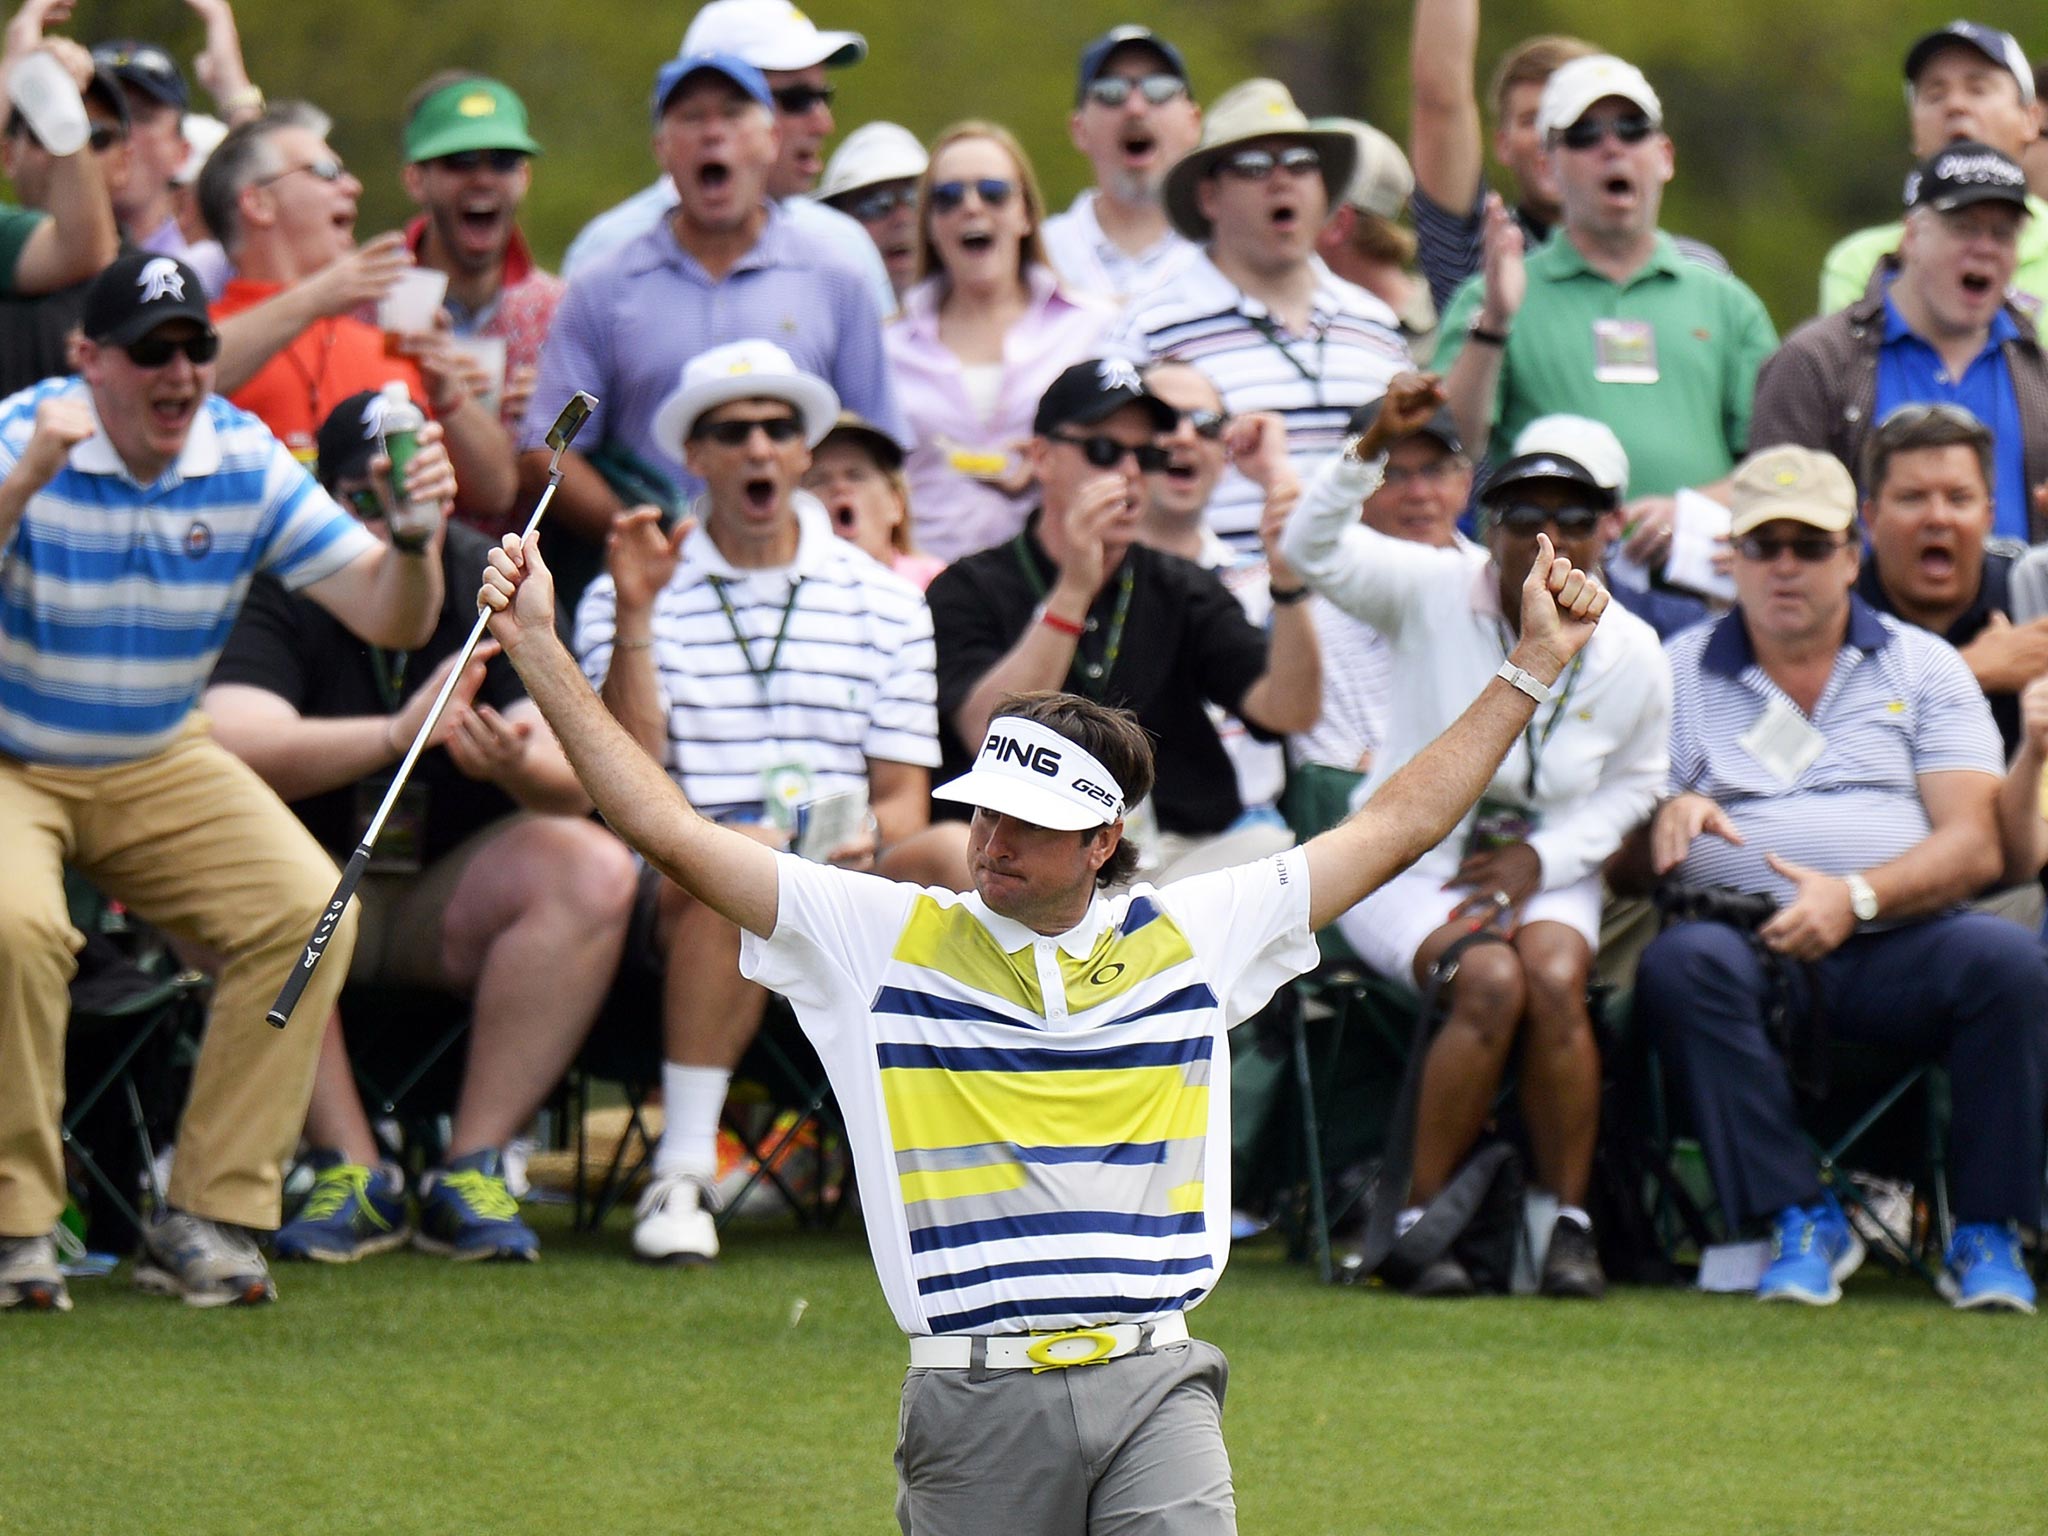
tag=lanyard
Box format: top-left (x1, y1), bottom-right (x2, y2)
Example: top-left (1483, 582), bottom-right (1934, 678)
top-left (708, 574), bottom-right (804, 692)
top-left (1495, 617), bottom-right (1587, 797)
top-left (368, 647), bottom-right (409, 713)
top-left (1247, 312), bottom-right (1327, 398)
top-left (1011, 533), bottom-right (1136, 701)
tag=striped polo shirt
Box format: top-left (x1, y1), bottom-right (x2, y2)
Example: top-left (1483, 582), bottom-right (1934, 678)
top-left (1109, 253), bottom-right (1411, 547)
top-left (0, 377), bottom-right (374, 765)
top-left (740, 847), bottom-right (1317, 1336)
top-left (1666, 598), bottom-right (2002, 905)
top-left (573, 494), bottom-right (938, 813)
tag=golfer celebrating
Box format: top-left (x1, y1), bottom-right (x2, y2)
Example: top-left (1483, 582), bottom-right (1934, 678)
top-left (478, 435), bottom-right (1611, 1531)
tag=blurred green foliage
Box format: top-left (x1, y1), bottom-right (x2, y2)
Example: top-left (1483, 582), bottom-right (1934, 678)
top-left (47, 0), bottom-right (2048, 326)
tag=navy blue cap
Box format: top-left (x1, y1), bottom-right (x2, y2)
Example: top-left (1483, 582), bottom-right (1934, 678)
top-left (90, 40), bottom-right (187, 111)
top-left (1904, 21), bottom-right (2034, 107)
top-left (652, 52), bottom-right (773, 124)
top-left (1074, 26), bottom-right (1188, 107)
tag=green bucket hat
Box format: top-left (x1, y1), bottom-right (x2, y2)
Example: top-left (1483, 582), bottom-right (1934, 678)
top-left (405, 77), bottom-right (541, 164)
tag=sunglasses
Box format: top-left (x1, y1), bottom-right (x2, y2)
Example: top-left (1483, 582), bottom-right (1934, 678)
top-left (1556, 112), bottom-right (1657, 152)
top-left (1218, 145), bottom-right (1321, 182)
top-left (89, 124), bottom-right (126, 152)
top-left (433, 148), bottom-right (526, 174)
top-left (929, 178), bottom-right (1015, 214)
top-left (255, 156), bottom-right (348, 188)
top-left (1735, 531), bottom-right (1847, 563)
top-left (772, 84), bottom-right (835, 115)
top-left (1052, 432), bottom-right (1171, 472)
top-left (1084, 73), bottom-right (1188, 109)
top-left (692, 415), bottom-right (805, 446)
top-left (124, 330), bottom-right (220, 368)
top-left (1492, 502), bottom-right (1605, 536)
top-left (1177, 409), bottom-right (1228, 440)
top-left (846, 183), bottom-right (917, 222)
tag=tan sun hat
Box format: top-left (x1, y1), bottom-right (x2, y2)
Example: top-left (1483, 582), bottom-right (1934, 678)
top-left (1315, 116), bottom-right (1413, 220)
top-left (1163, 78), bottom-right (1357, 241)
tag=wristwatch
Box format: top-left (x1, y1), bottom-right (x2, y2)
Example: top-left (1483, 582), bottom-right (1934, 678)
top-left (1495, 659), bottom-right (1551, 704)
top-left (1844, 872), bottom-right (1879, 923)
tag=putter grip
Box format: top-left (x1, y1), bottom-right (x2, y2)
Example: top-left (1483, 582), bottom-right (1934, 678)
top-left (266, 842), bottom-right (372, 1027)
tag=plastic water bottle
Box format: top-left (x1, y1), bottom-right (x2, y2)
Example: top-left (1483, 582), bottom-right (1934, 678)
top-left (376, 383), bottom-right (435, 549)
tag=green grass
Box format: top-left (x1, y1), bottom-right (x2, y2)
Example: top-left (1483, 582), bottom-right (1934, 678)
top-left (9, 1210), bottom-right (2046, 1535)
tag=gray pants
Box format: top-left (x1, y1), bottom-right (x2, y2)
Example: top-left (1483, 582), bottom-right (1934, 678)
top-left (894, 1340), bottom-right (1236, 1535)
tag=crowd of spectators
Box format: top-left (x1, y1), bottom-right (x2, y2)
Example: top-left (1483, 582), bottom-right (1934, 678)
top-left (2, 0), bottom-right (2046, 1323)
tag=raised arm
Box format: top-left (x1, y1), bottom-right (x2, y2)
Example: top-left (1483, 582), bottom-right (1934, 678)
top-left (1409, 0), bottom-right (1485, 215)
top-left (1996, 676), bottom-right (2048, 886)
top-left (1304, 533), bottom-right (1608, 929)
top-left (214, 234), bottom-right (410, 394)
top-left (300, 426), bottom-right (455, 650)
top-left (480, 530), bottom-right (781, 937)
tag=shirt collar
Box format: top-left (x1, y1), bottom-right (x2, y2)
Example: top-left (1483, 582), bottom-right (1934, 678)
top-left (1856, 553), bottom-right (2004, 645)
top-left (678, 490), bottom-right (837, 580)
top-left (1703, 594), bottom-right (1893, 677)
top-left (1538, 230), bottom-right (1682, 285)
top-left (66, 384), bottom-right (221, 484)
top-left (625, 200), bottom-right (786, 278)
top-left (963, 889), bottom-right (1110, 959)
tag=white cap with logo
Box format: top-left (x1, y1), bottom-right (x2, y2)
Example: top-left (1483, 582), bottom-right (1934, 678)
top-left (681, 0), bottom-right (866, 71)
top-left (1536, 54), bottom-right (1663, 141)
top-left (935, 716), bottom-right (1127, 832)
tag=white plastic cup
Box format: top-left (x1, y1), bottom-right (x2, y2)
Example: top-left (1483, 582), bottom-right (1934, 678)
top-left (376, 266), bottom-right (449, 339)
top-left (449, 335), bottom-right (508, 417)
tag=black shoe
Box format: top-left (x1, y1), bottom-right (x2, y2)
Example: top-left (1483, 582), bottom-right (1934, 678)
top-left (1401, 1252), bottom-right (1478, 1298)
top-left (1540, 1216), bottom-right (1606, 1299)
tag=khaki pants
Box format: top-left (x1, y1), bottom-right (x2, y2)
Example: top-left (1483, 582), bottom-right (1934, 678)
top-left (0, 717), bottom-right (355, 1235)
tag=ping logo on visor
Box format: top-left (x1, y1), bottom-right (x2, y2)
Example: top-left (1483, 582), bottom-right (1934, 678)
top-left (933, 715), bottom-right (1128, 831)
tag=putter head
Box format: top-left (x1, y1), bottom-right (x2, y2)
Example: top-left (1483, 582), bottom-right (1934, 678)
top-left (543, 391), bottom-right (598, 468)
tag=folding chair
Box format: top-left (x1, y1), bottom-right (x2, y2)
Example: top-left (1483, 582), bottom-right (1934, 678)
top-left (61, 873), bottom-right (208, 1251)
top-left (335, 983), bottom-right (474, 1174)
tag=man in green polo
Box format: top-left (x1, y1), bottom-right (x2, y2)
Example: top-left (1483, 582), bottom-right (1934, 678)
top-left (399, 71), bottom-right (563, 511)
top-left (1819, 21), bottom-right (2048, 316)
top-left (1436, 53), bottom-right (1776, 559)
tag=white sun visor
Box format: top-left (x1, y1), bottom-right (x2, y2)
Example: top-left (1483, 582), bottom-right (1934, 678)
top-left (933, 716), bottom-right (1127, 831)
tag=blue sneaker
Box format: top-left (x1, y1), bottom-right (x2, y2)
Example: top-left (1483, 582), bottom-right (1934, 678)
top-left (1945, 1223), bottom-right (2037, 1314)
top-left (273, 1153), bottom-right (410, 1263)
top-left (415, 1148), bottom-right (538, 1262)
top-left (1757, 1197), bottom-right (1865, 1305)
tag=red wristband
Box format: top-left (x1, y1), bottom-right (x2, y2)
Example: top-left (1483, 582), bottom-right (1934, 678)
top-left (1037, 606), bottom-right (1084, 638)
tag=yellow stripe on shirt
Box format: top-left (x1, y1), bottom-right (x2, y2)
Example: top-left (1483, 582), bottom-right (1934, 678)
top-left (882, 1066), bottom-right (1209, 1152)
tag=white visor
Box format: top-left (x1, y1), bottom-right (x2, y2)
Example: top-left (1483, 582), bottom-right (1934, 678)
top-left (934, 716), bottom-right (1126, 832)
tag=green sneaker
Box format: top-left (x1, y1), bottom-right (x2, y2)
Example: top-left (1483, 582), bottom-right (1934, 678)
top-left (273, 1153), bottom-right (411, 1263)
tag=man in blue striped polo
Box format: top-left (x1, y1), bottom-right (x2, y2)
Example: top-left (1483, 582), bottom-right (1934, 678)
top-left (1634, 443), bottom-right (2047, 1313)
top-left (0, 252), bottom-right (453, 1313)
top-left (477, 481), bottom-right (1613, 1531)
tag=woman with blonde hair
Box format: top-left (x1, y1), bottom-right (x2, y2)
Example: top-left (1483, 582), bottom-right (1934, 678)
top-left (884, 120), bottom-right (1111, 563)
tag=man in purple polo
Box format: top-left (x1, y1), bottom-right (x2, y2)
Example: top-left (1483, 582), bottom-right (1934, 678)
top-left (515, 52), bottom-right (901, 608)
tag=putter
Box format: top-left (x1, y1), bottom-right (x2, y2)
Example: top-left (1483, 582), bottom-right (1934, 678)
top-left (266, 390), bottom-right (598, 1028)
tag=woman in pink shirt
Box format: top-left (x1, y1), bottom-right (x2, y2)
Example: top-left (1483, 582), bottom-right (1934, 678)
top-left (884, 121), bottom-right (1113, 563)
top-left (803, 413), bottom-right (947, 591)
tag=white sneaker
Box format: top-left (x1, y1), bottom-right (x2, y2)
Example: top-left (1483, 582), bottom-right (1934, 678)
top-left (632, 1172), bottom-right (720, 1265)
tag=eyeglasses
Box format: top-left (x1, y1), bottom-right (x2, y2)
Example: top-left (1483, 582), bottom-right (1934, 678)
top-left (771, 84), bottom-right (835, 115)
top-left (1175, 409), bottom-right (1228, 440)
top-left (1734, 531), bottom-right (1848, 563)
top-left (845, 183), bottom-right (917, 222)
top-left (929, 178), bottom-right (1015, 214)
top-left (1217, 145), bottom-right (1321, 182)
top-left (1083, 73), bottom-right (1188, 109)
top-left (1052, 432), bottom-right (1171, 472)
top-left (123, 330), bottom-right (220, 368)
top-left (1556, 112), bottom-right (1657, 152)
top-left (1382, 458), bottom-right (1467, 488)
top-left (432, 148), bottom-right (526, 174)
top-left (1492, 502), bottom-right (1605, 536)
top-left (254, 156), bottom-right (348, 188)
top-left (691, 415), bottom-right (805, 446)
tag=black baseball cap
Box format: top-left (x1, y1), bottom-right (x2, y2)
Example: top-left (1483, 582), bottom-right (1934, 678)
top-left (1033, 358), bottom-right (1178, 436)
top-left (1074, 25), bottom-right (1188, 106)
top-left (1347, 395), bottom-right (1464, 457)
top-left (90, 40), bottom-right (188, 111)
top-left (81, 253), bottom-right (213, 346)
top-left (1904, 140), bottom-right (2031, 214)
top-left (315, 392), bottom-right (389, 489)
top-left (1904, 22), bottom-right (2035, 107)
top-left (818, 410), bottom-right (905, 472)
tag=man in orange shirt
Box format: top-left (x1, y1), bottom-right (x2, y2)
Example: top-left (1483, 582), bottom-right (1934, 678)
top-left (196, 103), bottom-right (515, 525)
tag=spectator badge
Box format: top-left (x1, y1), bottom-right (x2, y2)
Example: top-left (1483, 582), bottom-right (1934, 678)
top-left (1591, 318), bottom-right (1658, 384)
top-left (184, 520), bottom-right (213, 558)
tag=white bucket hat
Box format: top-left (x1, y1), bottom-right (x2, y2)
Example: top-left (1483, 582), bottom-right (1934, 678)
top-left (818, 121), bottom-right (928, 203)
top-left (934, 716), bottom-right (1127, 831)
top-left (652, 338), bottom-right (840, 458)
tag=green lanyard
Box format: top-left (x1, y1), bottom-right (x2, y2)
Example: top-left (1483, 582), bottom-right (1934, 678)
top-left (367, 648), bottom-right (410, 713)
top-left (1247, 312), bottom-right (1327, 400)
top-left (1496, 619), bottom-right (1587, 797)
top-left (1011, 533), bottom-right (1135, 701)
top-left (708, 574), bottom-right (805, 692)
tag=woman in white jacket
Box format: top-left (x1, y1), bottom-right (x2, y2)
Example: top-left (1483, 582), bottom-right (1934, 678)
top-left (1282, 377), bottom-right (1672, 1299)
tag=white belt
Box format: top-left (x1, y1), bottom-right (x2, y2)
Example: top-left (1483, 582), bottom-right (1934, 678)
top-left (909, 1311), bottom-right (1190, 1371)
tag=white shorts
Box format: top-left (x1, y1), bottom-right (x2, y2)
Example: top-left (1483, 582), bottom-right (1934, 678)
top-left (1333, 866), bottom-right (1604, 985)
